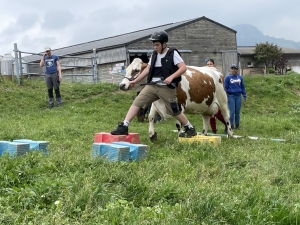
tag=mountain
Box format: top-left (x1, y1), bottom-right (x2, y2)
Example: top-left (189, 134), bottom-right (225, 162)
top-left (232, 24), bottom-right (300, 49)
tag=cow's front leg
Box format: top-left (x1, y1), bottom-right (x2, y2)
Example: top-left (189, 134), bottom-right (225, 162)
top-left (202, 114), bottom-right (211, 135)
top-left (148, 103), bottom-right (157, 142)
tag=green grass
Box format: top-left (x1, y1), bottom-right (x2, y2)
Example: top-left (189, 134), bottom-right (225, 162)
top-left (1, 73), bottom-right (300, 224)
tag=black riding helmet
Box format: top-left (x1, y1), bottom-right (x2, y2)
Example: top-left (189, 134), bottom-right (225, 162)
top-left (149, 30), bottom-right (168, 42)
top-left (149, 30), bottom-right (168, 53)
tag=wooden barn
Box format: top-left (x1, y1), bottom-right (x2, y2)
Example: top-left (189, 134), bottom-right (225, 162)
top-left (238, 46), bottom-right (300, 75)
top-left (24, 16), bottom-right (238, 84)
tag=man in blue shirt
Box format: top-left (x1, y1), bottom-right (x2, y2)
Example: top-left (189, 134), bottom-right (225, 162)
top-left (224, 64), bottom-right (247, 130)
top-left (39, 47), bottom-right (62, 108)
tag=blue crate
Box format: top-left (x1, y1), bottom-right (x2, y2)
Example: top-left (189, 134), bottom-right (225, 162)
top-left (0, 141), bottom-right (10, 156)
top-left (107, 144), bottom-right (130, 161)
top-left (13, 139), bottom-right (50, 155)
top-left (112, 141), bottom-right (148, 160)
top-left (92, 143), bottom-right (130, 161)
top-left (0, 141), bottom-right (30, 156)
top-left (92, 143), bottom-right (111, 157)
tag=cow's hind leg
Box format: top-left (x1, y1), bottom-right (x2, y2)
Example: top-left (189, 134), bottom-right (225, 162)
top-left (218, 102), bottom-right (233, 136)
top-left (202, 114), bottom-right (211, 135)
top-left (148, 103), bottom-right (157, 142)
top-left (201, 102), bottom-right (219, 135)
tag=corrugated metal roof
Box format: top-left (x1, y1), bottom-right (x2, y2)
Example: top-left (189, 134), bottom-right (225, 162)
top-left (127, 49), bottom-right (192, 53)
top-left (25, 16), bottom-right (236, 62)
top-left (238, 46), bottom-right (300, 55)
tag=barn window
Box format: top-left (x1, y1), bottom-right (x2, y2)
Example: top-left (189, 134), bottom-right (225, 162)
top-left (247, 62), bottom-right (254, 68)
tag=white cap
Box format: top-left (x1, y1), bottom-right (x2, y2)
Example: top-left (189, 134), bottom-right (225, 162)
top-left (44, 46), bottom-right (51, 51)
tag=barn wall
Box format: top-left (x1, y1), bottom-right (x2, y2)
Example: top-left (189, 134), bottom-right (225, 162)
top-left (96, 48), bottom-right (127, 84)
top-left (239, 55), bottom-right (264, 75)
top-left (97, 62), bottom-right (126, 84)
top-left (286, 54), bottom-right (300, 68)
top-left (222, 51), bottom-right (239, 76)
top-left (60, 47), bottom-right (126, 83)
top-left (60, 61), bottom-right (126, 84)
top-left (239, 53), bottom-right (300, 75)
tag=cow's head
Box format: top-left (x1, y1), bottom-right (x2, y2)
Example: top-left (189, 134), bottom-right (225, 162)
top-left (119, 58), bottom-right (148, 92)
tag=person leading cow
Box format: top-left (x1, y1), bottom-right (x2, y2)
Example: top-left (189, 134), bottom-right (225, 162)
top-left (111, 30), bottom-right (197, 138)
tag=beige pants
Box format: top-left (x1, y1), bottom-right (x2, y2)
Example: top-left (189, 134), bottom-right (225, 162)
top-left (132, 85), bottom-right (181, 116)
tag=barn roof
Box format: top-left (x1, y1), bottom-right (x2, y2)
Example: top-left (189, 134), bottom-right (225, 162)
top-left (238, 46), bottom-right (300, 55)
top-left (25, 16), bottom-right (236, 62)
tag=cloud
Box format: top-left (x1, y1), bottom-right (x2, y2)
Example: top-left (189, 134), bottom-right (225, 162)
top-left (0, 13), bottom-right (39, 35)
top-left (19, 35), bottom-right (59, 53)
top-left (67, 6), bottom-right (150, 45)
top-left (1, 0), bottom-right (300, 55)
top-left (42, 9), bottom-right (74, 30)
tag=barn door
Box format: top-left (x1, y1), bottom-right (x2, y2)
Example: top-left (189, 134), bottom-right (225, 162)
top-left (221, 51), bottom-right (238, 76)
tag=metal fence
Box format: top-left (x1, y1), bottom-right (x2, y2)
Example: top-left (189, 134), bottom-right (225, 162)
top-left (13, 43), bottom-right (98, 85)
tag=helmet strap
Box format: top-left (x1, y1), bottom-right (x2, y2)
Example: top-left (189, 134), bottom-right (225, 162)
top-left (160, 42), bottom-right (167, 54)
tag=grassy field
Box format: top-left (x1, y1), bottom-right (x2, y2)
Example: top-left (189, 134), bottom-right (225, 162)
top-left (1, 72), bottom-right (300, 224)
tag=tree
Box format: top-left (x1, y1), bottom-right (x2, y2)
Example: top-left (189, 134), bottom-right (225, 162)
top-left (274, 55), bottom-right (288, 74)
top-left (254, 42), bottom-right (283, 74)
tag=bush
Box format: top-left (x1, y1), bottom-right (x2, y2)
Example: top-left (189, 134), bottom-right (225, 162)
top-left (267, 68), bottom-right (275, 74)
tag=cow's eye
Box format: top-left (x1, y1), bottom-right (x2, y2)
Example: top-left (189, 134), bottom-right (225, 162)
top-left (134, 69), bottom-right (140, 73)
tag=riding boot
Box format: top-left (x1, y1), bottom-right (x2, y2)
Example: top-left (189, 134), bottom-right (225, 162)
top-left (48, 98), bottom-right (54, 108)
top-left (56, 97), bottom-right (62, 107)
top-left (48, 88), bottom-right (54, 108)
top-left (55, 88), bottom-right (62, 106)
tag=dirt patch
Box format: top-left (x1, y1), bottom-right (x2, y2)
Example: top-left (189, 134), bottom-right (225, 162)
top-left (295, 90), bottom-right (300, 96)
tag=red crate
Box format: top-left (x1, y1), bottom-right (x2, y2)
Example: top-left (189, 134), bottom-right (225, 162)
top-left (94, 132), bottom-right (127, 143)
top-left (126, 133), bottom-right (140, 144)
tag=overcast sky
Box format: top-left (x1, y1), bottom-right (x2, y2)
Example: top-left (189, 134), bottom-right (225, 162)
top-left (1, 0), bottom-right (300, 56)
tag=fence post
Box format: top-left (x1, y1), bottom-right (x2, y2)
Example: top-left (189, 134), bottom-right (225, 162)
top-left (18, 50), bottom-right (23, 84)
top-left (13, 43), bottom-right (21, 85)
top-left (73, 58), bottom-right (77, 82)
top-left (93, 49), bottom-right (98, 83)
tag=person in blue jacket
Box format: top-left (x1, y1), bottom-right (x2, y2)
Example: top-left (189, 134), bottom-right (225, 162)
top-left (224, 64), bottom-right (246, 130)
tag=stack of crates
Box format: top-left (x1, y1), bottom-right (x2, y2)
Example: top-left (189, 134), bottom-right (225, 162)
top-left (92, 132), bottom-right (148, 161)
top-left (0, 139), bottom-right (50, 157)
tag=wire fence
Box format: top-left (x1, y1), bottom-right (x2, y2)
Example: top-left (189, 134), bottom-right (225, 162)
top-left (12, 43), bottom-right (98, 85)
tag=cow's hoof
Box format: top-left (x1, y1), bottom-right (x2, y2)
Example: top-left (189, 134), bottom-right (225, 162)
top-left (227, 128), bottom-right (234, 137)
top-left (150, 132), bottom-right (157, 142)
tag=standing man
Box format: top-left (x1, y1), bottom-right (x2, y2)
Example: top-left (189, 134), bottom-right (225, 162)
top-left (224, 64), bottom-right (247, 130)
top-left (39, 47), bottom-right (62, 108)
top-left (111, 30), bottom-right (196, 138)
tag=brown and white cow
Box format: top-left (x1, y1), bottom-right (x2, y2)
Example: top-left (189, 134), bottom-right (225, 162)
top-left (119, 58), bottom-right (233, 141)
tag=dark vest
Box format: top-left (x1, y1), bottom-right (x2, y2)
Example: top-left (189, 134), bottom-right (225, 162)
top-left (148, 48), bottom-right (182, 85)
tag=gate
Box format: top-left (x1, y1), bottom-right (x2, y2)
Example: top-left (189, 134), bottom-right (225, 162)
top-left (13, 43), bottom-right (98, 85)
top-left (221, 50), bottom-right (239, 76)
